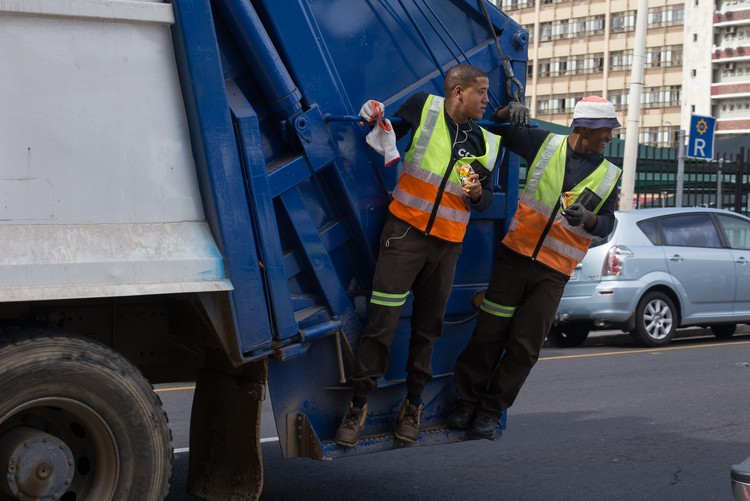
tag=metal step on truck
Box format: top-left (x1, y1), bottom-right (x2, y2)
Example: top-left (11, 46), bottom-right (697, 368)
top-left (0, 0), bottom-right (528, 499)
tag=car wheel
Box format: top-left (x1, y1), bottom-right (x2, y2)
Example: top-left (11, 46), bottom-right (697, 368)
top-left (547, 325), bottom-right (590, 348)
top-left (630, 291), bottom-right (677, 347)
top-left (710, 323), bottom-right (737, 339)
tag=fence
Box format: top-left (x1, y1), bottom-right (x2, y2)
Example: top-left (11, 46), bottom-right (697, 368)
top-left (604, 142), bottom-right (750, 215)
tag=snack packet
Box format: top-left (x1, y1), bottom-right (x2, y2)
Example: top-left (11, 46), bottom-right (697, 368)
top-left (560, 191), bottom-right (575, 212)
top-left (457, 164), bottom-right (475, 187)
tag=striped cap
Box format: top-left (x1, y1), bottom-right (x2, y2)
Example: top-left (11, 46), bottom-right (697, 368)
top-left (570, 96), bottom-right (621, 129)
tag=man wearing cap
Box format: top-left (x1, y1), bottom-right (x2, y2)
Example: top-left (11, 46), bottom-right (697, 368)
top-left (447, 96), bottom-right (622, 439)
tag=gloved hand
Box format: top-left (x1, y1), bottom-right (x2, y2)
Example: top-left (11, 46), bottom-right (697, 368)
top-left (562, 202), bottom-right (591, 227)
top-left (359, 100), bottom-right (385, 123)
top-left (508, 102), bottom-right (529, 127)
top-left (366, 118), bottom-right (401, 167)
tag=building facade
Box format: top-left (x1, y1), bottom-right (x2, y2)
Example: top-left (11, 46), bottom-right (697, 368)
top-left (493, 0), bottom-right (750, 146)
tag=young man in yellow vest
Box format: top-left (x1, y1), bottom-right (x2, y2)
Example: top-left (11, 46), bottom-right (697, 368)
top-left (447, 96), bottom-right (622, 439)
top-left (335, 64), bottom-right (524, 447)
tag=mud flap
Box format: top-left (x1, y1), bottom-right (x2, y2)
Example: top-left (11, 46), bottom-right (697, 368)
top-left (186, 359), bottom-right (267, 501)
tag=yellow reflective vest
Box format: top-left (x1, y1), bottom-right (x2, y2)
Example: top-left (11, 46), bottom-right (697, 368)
top-left (389, 95), bottom-right (502, 242)
top-left (502, 133), bottom-right (621, 276)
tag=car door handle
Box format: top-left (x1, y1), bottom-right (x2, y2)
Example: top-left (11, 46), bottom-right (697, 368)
top-left (669, 254), bottom-right (684, 262)
top-left (736, 257), bottom-right (749, 265)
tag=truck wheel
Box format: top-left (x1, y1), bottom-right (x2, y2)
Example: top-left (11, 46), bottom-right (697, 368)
top-left (630, 291), bottom-right (677, 347)
top-left (0, 329), bottom-right (172, 501)
top-left (547, 325), bottom-right (590, 348)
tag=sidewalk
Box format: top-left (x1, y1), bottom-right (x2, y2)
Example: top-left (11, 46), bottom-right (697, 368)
top-left (545, 324), bottom-right (750, 348)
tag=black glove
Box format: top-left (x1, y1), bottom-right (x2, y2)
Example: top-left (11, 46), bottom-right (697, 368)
top-left (508, 102), bottom-right (529, 128)
top-left (563, 202), bottom-right (587, 227)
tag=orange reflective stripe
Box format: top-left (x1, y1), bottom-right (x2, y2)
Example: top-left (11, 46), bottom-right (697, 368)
top-left (398, 172), bottom-right (439, 201)
top-left (503, 203), bottom-right (591, 276)
top-left (389, 199), bottom-right (467, 242)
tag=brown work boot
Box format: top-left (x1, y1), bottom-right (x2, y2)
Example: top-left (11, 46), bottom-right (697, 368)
top-left (334, 403), bottom-right (368, 447)
top-left (395, 399), bottom-right (422, 443)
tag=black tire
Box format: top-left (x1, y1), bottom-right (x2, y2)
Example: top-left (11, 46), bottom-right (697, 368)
top-left (0, 329), bottom-right (172, 501)
top-left (630, 291), bottom-right (677, 347)
top-left (547, 324), bottom-right (590, 348)
top-left (710, 323), bottom-right (737, 339)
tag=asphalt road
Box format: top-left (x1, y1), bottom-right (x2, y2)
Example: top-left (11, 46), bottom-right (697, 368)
top-left (161, 329), bottom-right (750, 500)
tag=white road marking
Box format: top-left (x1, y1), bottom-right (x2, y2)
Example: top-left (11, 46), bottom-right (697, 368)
top-left (174, 437), bottom-right (279, 454)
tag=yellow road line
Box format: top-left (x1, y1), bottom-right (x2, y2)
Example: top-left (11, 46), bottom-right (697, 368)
top-left (154, 385), bottom-right (195, 393)
top-left (541, 339), bottom-right (750, 361)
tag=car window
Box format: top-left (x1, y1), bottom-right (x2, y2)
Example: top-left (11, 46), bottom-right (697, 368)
top-left (589, 219), bottom-right (616, 248)
top-left (659, 213), bottom-right (722, 248)
top-left (717, 214), bottom-right (750, 249)
top-left (637, 219), bottom-right (661, 245)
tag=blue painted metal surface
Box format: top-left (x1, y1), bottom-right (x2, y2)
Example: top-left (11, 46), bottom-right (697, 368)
top-left (170, 0), bottom-right (527, 460)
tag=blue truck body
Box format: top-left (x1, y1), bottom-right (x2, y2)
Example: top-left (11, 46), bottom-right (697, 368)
top-left (171, 0), bottom-right (527, 465)
top-left (0, 1), bottom-right (527, 499)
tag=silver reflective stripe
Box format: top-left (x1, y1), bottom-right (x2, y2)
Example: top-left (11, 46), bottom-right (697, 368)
top-left (403, 162), bottom-right (465, 198)
top-left (370, 290), bottom-right (410, 307)
top-left (393, 186), bottom-right (470, 223)
top-left (411, 96), bottom-right (444, 166)
top-left (403, 162), bottom-right (443, 186)
top-left (596, 162), bottom-right (621, 199)
top-left (520, 195), bottom-right (553, 218)
top-left (526, 134), bottom-right (564, 195)
top-left (542, 235), bottom-right (588, 261)
top-left (554, 213), bottom-right (592, 237)
top-left (484, 132), bottom-right (499, 172)
top-left (446, 180), bottom-right (466, 199)
top-left (480, 298), bottom-right (516, 318)
top-left (509, 219), bottom-right (520, 231)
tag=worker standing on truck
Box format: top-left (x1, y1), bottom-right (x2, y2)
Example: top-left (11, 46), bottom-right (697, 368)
top-left (335, 64), bottom-right (524, 447)
top-left (447, 96), bottom-right (622, 439)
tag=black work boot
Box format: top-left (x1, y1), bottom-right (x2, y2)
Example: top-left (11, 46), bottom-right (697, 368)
top-left (334, 403), bottom-right (368, 447)
top-left (395, 399), bottom-right (422, 443)
top-left (470, 413), bottom-right (498, 440)
top-left (447, 403), bottom-right (475, 430)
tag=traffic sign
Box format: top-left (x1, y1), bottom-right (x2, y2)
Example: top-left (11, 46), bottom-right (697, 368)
top-left (687, 114), bottom-right (716, 160)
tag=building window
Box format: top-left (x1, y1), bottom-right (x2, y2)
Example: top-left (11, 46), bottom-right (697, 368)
top-left (539, 15), bottom-right (607, 41)
top-left (642, 86), bottom-right (681, 108)
top-left (496, 0), bottom-right (536, 9)
top-left (645, 46), bottom-right (683, 68)
top-left (611, 50), bottom-right (634, 71)
top-left (648, 5), bottom-right (684, 27)
top-left (611, 11), bottom-right (637, 32)
top-left (536, 94), bottom-right (583, 115)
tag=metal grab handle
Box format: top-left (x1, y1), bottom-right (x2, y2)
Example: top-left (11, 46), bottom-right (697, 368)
top-left (669, 254), bottom-right (685, 262)
top-left (736, 257), bottom-right (749, 265)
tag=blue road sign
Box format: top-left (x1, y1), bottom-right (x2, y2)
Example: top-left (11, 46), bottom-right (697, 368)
top-left (687, 114), bottom-right (716, 160)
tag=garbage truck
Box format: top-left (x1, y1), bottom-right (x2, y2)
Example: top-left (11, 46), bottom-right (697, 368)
top-left (0, 0), bottom-right (528, 499)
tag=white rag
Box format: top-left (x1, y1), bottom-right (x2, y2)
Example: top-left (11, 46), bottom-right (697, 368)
top-left (366, 118), bottom-right (400, 167)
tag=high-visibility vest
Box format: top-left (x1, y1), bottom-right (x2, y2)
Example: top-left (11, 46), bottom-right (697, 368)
top-left (502, 133), bottom-right (621, 276)
top-left (389, 95), bottom-right (502, 243)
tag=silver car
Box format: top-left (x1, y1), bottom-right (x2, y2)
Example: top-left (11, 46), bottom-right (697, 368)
top-left (550, 207), bottom-right (750, 347)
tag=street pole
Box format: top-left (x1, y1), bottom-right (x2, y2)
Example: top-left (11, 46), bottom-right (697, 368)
top-left (676, 129), bottom-right (685, 207)
top-left (619, 0), bottom-right (648, 211)
top-left (717, 158), bottom-right (724, 209)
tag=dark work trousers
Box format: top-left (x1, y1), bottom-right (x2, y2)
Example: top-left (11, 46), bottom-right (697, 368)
top-left (454, 245), bottom-right (568, 418)
top-left (352, 215), bottom-right (462, 400)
